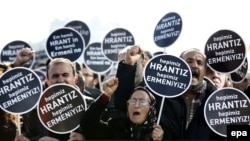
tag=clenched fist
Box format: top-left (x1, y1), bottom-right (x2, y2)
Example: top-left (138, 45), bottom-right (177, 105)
top-left (102, 77), bottom-right (119, 97)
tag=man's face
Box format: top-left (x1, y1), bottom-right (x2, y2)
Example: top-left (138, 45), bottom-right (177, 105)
top-left (206, 68), bottom-right (227, 88)
top-left (47, 62), bottom-right (76, 86)
top-left (181, 50), bottom-right (206, 87)
top-left (81, 67), bottom-right (95, 88)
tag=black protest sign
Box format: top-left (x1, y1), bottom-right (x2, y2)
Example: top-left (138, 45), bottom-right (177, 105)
top-left (34, 69), bottom-right (46, 82)
top-left (205, 29), bottom-right (246, 73)
top-left (46, 27), bottom-right (84, 62)
top-left (65, 20), bottom-right (91, 47)
top-left (204, 88), bottom-right (250, 137)
top-left (153, 51), bottom-right (165, 56)
top-left (231, 58), bottom-right (248, 83)
top-left (83, 42), bottom-right (112, 74)
top-left (37, 84), bottom-right (86, 134)
top-left (0, 67), bottom-right (42, 114)
top-left (0, 40), bottom-right (34, 68)
top-left (102, 28), bottom-right (135, 62)
top-left (144, 54), bottom-right (191, 98)
top-left (153, 12), bottom-right (182, 48)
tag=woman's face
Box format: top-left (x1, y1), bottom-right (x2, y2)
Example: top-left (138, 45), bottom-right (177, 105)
top-left (127, 90), bottom-right (151, 124)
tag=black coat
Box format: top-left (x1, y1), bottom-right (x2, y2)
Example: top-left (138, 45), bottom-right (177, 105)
top-left (21, 86), bottom-right (94, 141)
top-left (113, 61), bottom-right (225, 140)
top-left (80, 94), bottom-right (154, 140)
top-left (80, 94), bottom-right (130, 140)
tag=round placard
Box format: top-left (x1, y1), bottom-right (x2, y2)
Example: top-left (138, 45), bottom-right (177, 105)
top-left (231, 58), bottom-right (248, 83)
top-left (153, 12), bottom-right (182, 48)
top-left (204, 88), bottom-right (250, 137)
top-left (34, 69), bottom-right (46, 82)
top-left (204, 29), bottom-right (246, 73)
top-left (144, 54), bottom-right (191, 98)
top-left (83, 42), bottom-right (112, 74)
top-left (65, 20), bottom-right (91, 47)
top-left (102, 28), bottom-right (135, 62)
top-left (0, 40), bottom-right (35, 68)
top-left (0, 67), bottom-right (42, 114)
top-left (37, 84), bottom-right (87, 134)
top-left (46, 27), bottom-right (85, 62)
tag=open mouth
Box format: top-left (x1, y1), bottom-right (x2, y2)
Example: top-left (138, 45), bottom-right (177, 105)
top-left (192, 69), bottom-right (199, 78)
top-left (133, 111), bottom-right (140, 116)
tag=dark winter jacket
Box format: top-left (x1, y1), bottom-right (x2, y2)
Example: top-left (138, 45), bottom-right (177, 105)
top-left (113, 61), bottom-right (225, 140)
top-left (80, 93), bottom-right (154, 140)
top-left (21, 85), bottom-right (94, 141)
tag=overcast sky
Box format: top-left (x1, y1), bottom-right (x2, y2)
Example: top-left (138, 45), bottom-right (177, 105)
top-left (0, 0), bottom-right (249, 57)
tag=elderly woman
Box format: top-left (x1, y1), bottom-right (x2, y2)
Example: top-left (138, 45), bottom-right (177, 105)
top-left (80, 78), bottom-right (163, 141)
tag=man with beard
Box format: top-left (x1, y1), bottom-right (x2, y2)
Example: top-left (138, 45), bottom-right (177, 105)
top-left (176, 48), bottom-right (224, 140)
top-left (111, 46), bottom-right (225, 140)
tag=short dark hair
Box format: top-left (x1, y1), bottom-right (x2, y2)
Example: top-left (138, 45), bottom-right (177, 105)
top-left (46, 58), bottom-right (75, 78)
top-left (82, 63), bottom-right (98, 79)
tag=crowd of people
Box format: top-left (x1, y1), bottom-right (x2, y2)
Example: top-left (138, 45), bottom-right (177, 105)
top-left (1, 45), bottom-right (250, 141)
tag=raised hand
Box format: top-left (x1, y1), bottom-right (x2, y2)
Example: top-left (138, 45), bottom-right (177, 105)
top-left (15, 130), bottom-right (30, 141)
top-left (125, 45), bottom-right (144, 65)
top-left (13, 47), bottom-right (34, 67)
top-left (102, 77), bottom-right (119, 97)
top-left (68, 132), bottom-right (85, 141)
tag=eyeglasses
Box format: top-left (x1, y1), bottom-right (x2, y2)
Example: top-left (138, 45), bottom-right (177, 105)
top-left (127, 98), bottom-right (149, 106)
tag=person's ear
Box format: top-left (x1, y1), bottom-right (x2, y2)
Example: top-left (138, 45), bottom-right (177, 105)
top-left (93, 77), bottom-right (99, 87)
top-left (75, 74), bottom-right (79, 83)
top-left (142, 59), bottom-right (147, 68)
top-left (45, 78), bottom-right (50, 86)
